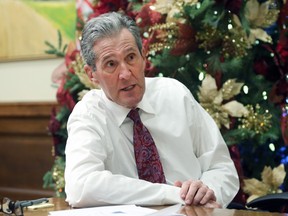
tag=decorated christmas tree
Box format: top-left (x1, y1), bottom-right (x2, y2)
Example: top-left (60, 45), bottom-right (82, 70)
top-left (44, 0), bottom-right (288, 204)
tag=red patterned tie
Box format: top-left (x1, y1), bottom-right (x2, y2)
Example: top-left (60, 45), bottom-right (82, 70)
top-left (128, 108), bottom-right (166, 183)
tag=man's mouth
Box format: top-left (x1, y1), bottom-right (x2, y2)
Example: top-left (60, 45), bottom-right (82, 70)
top-left (121, 85), bottom-right (135, 91)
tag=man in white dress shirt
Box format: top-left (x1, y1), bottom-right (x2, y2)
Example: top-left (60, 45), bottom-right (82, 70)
top-left (64, 12), bottom-right (239, 208)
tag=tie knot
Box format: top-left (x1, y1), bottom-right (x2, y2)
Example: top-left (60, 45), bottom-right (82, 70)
top-left (128, 108), bottom-right (140, 122)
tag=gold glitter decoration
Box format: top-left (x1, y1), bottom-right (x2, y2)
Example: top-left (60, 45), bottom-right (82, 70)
top-left (148, 22), bottom-right (178, 54)
top-left (196, 25), bottom-right (249, 59)
top-left (221, 26), bottom-right (249, 59)
top-left (196, 25), bottom-right (222, 51)
top-left (239, 104), bottom-right (272, 134)
top-left (52, 156), bottom-right (65, 197)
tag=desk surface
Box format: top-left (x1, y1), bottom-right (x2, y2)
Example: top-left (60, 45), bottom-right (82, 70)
top-left (3, 198), bottom-right (287, 216)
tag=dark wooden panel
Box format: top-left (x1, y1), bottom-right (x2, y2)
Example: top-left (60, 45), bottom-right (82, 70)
top-left (0, 102), bottom-right (58, 200)
top-left (0, 102), bottom-right (56, 117)
top-left (0, 136), bottom-right (53, 187)
top-left (0, 117), bottom-right (50, 134)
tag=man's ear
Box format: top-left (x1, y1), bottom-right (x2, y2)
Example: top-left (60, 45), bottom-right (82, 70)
top-left (141, 48), bottom-right (147, 66)
top-left (84, 65), bottom-right (93, 79)
top-left (141, 47), bottom-right (147, 59)
top-left (84, 65), bottom-right (100, 85)
top-left (84, 65), bottom-right (99, 84)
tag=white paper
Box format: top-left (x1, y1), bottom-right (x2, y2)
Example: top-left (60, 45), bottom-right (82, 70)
top-left (48, 205), bottom-right (156, 216)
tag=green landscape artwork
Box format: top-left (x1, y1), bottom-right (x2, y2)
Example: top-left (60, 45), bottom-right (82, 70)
top-left (0, 0), bottom-right (76, 61)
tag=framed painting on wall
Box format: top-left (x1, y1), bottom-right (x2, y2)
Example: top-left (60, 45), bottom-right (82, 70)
top-left (0, 0), bottom-right (76, 62)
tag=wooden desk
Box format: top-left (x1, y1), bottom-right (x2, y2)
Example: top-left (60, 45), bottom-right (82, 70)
top-left (2, 198), bottom-right (288, 216)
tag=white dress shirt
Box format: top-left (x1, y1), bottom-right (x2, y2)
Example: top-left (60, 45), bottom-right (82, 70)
top-left (64, 77), bottom-right (239, 208)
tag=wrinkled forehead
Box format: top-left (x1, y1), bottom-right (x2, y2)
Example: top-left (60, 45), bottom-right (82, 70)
top-left (94, 29), bottom-right (139, 60)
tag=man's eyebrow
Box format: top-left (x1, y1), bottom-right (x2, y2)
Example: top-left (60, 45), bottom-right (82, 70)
top-left (124, 47), bottom-right (138, 53)
top-left (98, 47), bottom-right (139, 62)
top-left (101, 54), bottom-right (115, 63)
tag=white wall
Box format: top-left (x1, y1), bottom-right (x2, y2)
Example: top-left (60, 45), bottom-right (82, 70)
top-left (0, 58), bottom-right (63, 103)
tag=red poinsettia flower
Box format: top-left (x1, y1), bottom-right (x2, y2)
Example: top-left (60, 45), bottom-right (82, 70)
top-left (48, 107), bottom-right (60, 135)
top-left (278, 0), bottom-right (288, 28)
top-left (276, 29), bottom-right (288, 66)
top-left (253, 44), bottom-right (282, 82)
top-left (215, 0), bottom-right (243, 15)
top-left (145, 59), bottom-right (158, 77)
top-left (135, 2), bottom-right (164, 28)
top-left (142, 38), bottom-right (150, 54)
top-left (56, 77), bottom-right (76, 111)
top-left (89, 0), bottom-right (129, 19)
top-left (64, 43), bottom-right (80, 74)
top-left (48, 107), bottom-right (61, 149)
top-left (170, 23), bottom-right (197, 56)
top-left (275, 79), bottom-right (288, 97)
top-left (281, 105), bottom-right (288, 145)
top-left (253, 58), bottom-right (269, 77)
top-left (65, 52), bottom-right (80, 74)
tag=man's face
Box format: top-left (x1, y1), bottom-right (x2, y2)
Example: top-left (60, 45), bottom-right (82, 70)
top-left (85, 28), bottom-right (146, 109)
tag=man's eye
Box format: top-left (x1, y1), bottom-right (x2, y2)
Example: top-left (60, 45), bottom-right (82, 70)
top-left (127, 54), bottom-right (135, 62)
top-left (102, 60), bottom-right (117, 73)
top-left (107, 61), bottom-right (115, 67)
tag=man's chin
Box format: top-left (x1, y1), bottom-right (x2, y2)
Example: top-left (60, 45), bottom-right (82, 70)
top-left (119, 98), bottom-right (142, 109)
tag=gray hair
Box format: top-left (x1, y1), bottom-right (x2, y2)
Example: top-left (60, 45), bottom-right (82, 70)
top-left (80, 12), bottom-right (143, 71)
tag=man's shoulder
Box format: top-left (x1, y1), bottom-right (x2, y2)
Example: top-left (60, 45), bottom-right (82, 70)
top-left (143, 77), bottom-right (196, 112)
top-left (81, 88), bottom-right (102, 102)
top-left (145, 77), bottom-right (188, 94)
top-left (71, 89), bottom-right (105, 116)
top-left (145, 77), bottom-right (184, 89)
top-left (144, 77), bottom-right (193, 106)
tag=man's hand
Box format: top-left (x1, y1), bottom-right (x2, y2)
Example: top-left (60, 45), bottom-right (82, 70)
top-left (174, 179), bottom-right (221, 208)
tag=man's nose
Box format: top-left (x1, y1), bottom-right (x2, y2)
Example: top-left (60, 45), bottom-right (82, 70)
top-left (118, 63), bottom-right (131, 79)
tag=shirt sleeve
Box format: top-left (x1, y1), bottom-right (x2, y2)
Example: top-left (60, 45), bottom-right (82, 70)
top-left (187, 95), bottom-right (240, 208)
top-left (64, 105), bottom-right (184, 208)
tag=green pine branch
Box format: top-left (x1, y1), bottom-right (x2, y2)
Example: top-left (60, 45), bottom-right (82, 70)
top-left (45, 30), bottom-right (68, 57)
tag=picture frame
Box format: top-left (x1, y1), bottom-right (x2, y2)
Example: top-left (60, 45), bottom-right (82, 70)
top-left (0, 0), bottom-right (76, 62)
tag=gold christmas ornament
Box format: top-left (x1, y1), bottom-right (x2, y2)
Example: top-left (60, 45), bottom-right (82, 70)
top-left (239, 104), bottom-right (272, 134)
top-left (198, 74), bottom-right (248, 129)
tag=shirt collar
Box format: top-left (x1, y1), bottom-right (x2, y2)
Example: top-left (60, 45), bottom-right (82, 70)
top-left (101, 89), bottom-right (155, 127)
